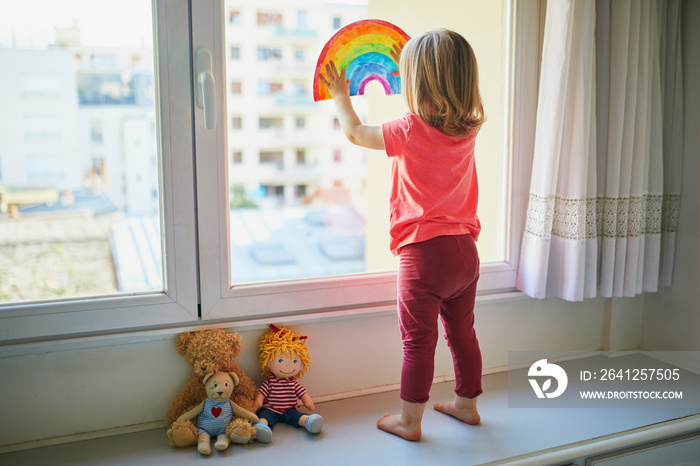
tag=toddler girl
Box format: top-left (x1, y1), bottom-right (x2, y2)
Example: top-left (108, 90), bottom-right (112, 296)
top-left (320, 28), bottom-right (485, 441)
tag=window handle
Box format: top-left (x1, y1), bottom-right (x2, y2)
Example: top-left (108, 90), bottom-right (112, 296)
top-left (196, 48), bottom-right (216, 130)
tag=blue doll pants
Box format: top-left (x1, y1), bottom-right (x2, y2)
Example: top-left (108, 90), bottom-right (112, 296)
top-left (258, 407), bottom-right (304, 429)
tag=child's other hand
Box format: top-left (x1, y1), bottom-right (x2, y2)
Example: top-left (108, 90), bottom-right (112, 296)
top-left (320, 61), bottom-right (349, 99)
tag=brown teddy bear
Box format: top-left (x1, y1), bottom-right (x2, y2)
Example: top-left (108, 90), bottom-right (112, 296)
top-left (176, 372), bottom-right (259, 455)
top-left (167, 329), bottom-right (258, 448)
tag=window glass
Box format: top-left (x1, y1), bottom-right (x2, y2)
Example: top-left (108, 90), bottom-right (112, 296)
top-left (0, 0), bottom-right (162, 304)
top-left (224, 0), bottom-right (509, 286)
top-left (225, 0), bottom-right (370, 284)
top-left (366, 0), bottom-right (509, 271)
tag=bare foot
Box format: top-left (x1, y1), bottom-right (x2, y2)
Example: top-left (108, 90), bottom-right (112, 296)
top-left (377, 414), bottom-right (422, 441)
top-left (433, 397), bottom-right (481, 425)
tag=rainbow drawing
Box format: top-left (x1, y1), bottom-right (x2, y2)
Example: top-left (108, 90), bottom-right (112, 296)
top-left (314, 19), bottom-right (410, 102)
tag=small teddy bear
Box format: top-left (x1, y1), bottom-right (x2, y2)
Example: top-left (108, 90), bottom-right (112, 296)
top-left (176, 372), bottom-right (260, 456)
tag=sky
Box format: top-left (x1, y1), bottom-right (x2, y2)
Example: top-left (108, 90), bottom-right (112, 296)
top-left (0, 0), bottom-right (153, 49)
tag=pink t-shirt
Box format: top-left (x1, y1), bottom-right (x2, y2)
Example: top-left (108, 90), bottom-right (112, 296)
top-left (382, 113), bottom-right (480, 255)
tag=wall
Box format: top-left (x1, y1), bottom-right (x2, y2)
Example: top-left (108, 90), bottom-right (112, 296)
top-left (642, 0), bottom-right (700, 354)
top-left (0, 294), bottom-right (614, 451)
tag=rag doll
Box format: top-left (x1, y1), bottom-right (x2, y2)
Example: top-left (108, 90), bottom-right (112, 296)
top-left (252, 324), bottom-right (323, 442)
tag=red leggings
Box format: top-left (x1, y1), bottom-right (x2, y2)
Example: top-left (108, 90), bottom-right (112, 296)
top-left (397, 234), bottom-right (482, 404)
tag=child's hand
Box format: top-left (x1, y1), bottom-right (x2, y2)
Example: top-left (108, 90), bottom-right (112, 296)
top-left (319, 61), bottom-right (349, 99)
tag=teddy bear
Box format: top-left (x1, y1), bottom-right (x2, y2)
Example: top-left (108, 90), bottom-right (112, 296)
top-left (167, 329), bottom-right (259, 448)
top-left (176, 372), bottom-right (259, 455)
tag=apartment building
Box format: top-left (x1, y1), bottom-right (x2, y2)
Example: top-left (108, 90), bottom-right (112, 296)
top-left (224, 0), bottom-right (366, 209)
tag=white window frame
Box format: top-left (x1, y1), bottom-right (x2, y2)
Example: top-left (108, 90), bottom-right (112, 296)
top-left (0, 0), bottom-right (542, 342)
top-left (0, 0), bottom-right (200, 342)
top-left (193, 0), bottom-right (542, 321)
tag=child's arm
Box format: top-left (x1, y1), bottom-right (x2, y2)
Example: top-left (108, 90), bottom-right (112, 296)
top-left (320, 62), bottom-right (385, 150)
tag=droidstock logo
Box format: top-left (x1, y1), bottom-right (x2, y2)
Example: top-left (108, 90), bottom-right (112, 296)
top-left (528, 359), bottom-right (568, 399)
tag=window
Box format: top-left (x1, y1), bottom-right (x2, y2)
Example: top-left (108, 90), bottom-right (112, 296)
top-left (195, 0), bottom-right (529, 319)
top-left (297, 11), bottom-right (308, 29)
top-left (90, 120), bottom-right (103, 143)
top-left (257, 81), bottom-right (283, 95)
top-left (22, 75), bottom-right (60, 100)
top-left (259, 150), bottom-right (284, 167)
top-left (257, 47), bottom-right (282, 61)
top-left (1, 0), bottom-right (198, 341)
top-left (259, 117), bottom-right (283, 130)
top-left (257, 12), bottom-right (282, 27)
top-left (1, 0), bottom-right (540, 341)
top-left (24, 116), bottom-right (62, 142)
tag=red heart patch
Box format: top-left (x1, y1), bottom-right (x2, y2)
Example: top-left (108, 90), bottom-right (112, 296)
top-left (211, 407), bottom-right (222, 418)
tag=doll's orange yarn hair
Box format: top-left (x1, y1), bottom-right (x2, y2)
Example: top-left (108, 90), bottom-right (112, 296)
top-left (258, 325), bottom-right (311, 378)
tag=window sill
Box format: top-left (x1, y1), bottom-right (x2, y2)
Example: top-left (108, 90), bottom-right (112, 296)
top-left (0, 289), bottom-right (529, 353)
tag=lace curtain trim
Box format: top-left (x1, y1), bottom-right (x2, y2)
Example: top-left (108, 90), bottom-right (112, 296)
top-left (524, 193), bottom-right (680, 241)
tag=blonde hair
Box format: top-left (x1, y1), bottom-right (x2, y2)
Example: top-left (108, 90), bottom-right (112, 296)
top-left (258, 326), bottom-right (311, 378)
top-left (400, 28), bottom-right (485, 137)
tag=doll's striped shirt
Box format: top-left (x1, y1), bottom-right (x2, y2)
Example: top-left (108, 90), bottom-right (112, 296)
top-left (258, 375), bottom-right (307, 413)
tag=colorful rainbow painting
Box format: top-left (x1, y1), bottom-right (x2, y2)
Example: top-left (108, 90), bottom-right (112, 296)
top-left (314, 19), bottom-right (410, 102)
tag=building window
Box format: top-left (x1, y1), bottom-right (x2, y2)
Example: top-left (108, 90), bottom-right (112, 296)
top-left (90, 120), bottom-right (103, 143)
top-left (232, 151), bottom-right (243, 164)
top-left (297, 10), bottom-right (308, 28)
top-left (229, 11), bottom-right (241, 25)
top-left (257, 12), bottom-right (282, 27)
top-left (231, 81), bottom-right (242, 94)
top-left (259, 117), bottom-right (283, 130)
top-left (257, 81), bottom-right (283, 95)
top-left (257, 47), bottom-right (282, 61)
top-left (24, 116), bottom-right (62, 142)
top-left (230, 46), bottom-right (240, 60)
top-left (260, 151), bottom-right (284, 169)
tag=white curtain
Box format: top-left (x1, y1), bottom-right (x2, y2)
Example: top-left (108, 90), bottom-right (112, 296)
top-left (516, 0), bottom-right (683, 301)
